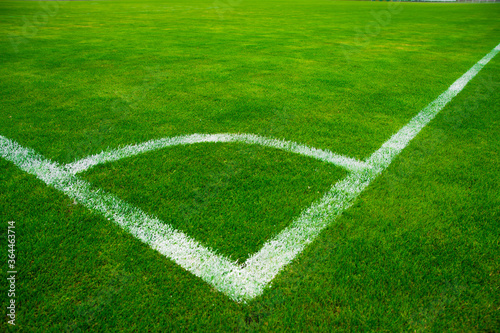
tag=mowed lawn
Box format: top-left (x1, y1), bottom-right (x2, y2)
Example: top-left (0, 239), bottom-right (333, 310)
top-left (1, 0), bottom-right (499, 331)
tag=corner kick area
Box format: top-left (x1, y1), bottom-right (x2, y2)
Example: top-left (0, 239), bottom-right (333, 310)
top-left (1, 43), bottom-right (498, 303)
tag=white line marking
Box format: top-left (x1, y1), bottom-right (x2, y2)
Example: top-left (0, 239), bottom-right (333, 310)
top-left (0, 135), bottom-right (244, 298)
top-left (64, 133), bottom-right (370, 174)
top-left (1, 43), bottom-right (498, 302)
top-left (368, 44), bottom-right (500, 170)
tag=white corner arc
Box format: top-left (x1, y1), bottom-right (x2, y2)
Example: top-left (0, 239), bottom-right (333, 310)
top-left (64, 133), bottom-right (370, 175)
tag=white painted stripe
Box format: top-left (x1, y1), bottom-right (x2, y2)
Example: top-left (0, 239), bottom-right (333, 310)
top-left (368, 44), bottom-right (500, 171)
top-left (1, 42), bottom-right (498, 302)
top-left (64, 133), bottom-right (370, 174)
top-left (245, 43), bottom-right (500, 293)
top-left (0, 135), bottom-right (246, 300)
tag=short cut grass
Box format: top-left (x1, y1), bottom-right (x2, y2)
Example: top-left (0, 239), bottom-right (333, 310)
top-left (0, 0), bottom-right (499, 331)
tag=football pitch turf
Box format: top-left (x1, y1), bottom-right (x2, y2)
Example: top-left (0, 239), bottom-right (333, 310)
top-left (1, 0), bottom-right (499, 331)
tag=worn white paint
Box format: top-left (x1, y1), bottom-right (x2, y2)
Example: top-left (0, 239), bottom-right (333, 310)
top-left (1, 43), bottom-right (498, 302)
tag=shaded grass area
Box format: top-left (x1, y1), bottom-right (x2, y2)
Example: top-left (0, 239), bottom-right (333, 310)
top-left (0, 0), bottom-right (499, 331)
top-left (82, 143), bottom-right (345, 262)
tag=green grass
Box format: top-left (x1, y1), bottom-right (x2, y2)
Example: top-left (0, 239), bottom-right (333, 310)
top-left (82, 143), bottom-right (345, 262)
top-left (1, 0), bottom-right (499, 331)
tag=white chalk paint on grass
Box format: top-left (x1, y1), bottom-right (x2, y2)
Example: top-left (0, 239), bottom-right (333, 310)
top-left (1, 42), bottom-right (498, 302)
top-left (0, 133), bottom-right (363, 302)
top-left (64, 133), bottom-right (370, 175)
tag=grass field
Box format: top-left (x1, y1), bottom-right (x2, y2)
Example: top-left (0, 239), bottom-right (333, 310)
top-left (1, 0), bottom-right (500, 331)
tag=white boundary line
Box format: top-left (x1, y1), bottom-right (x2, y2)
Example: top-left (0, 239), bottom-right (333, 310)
top-left (1, 43), bottom-right (498, 302)
top-left (64, 133), bottom-right (370, 174)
